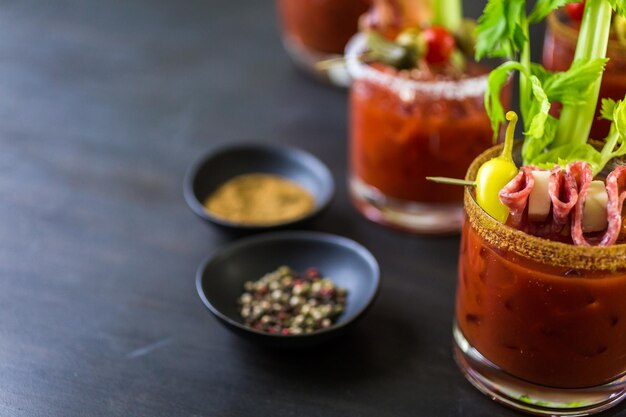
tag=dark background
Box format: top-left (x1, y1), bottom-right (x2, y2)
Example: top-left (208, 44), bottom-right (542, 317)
top-left (1, 1), bottom-right (619, 417)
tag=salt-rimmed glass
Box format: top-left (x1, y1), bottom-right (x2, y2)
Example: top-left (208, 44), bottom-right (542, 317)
top-left (454, 145), bottom-right (626, 416)
top-left (345, 33), bottom-right (506, 233)
top-left (275, 0), bottom-right (368, 87)
top-left (543, 11), bottom-right (626, 139)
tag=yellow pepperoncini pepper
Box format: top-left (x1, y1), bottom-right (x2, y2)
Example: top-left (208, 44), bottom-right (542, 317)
top-left (427, 111), bottom-right (520, 223)
top-left (474, 111), bottom-right (519, 223)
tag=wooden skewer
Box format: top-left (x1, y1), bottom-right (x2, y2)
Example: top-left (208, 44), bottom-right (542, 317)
top-left (426, 177), bottom-right (476, 186)
top-left (315, 56), bottom-right (348, 70)
top-left (315, 52), bottom-right (373, 71)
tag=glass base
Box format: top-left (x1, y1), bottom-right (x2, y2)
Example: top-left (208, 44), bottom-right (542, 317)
top-left (349, 176), bottom-right (463, 234)
top-left (282, 36), bottom-right (351, 88)
top-left (453, 323), bottom-right (626, 416)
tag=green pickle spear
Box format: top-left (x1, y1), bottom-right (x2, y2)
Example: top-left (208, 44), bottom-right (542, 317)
top-left (475, 111), bottom-right (519, 223)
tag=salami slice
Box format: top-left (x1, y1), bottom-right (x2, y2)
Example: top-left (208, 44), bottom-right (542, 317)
top-left (569, 162), bottom-right (594, 246)
top-left (498, 161), bottom-right (625, 246)
top-left (569, 163), bottom-right (626, 246)
top-left (603, 165), bottom-right (626, 246)
top-left (549, 165), bottom-right (578, 231)
top-left (525, 166), bottom-right (578, 239)
top-left (499, 166), bottom-right (537, 228)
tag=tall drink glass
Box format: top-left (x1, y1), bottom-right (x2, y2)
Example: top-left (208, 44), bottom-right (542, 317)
top-left (346, 34), bottom-right (507, 233)
top-left (454, 145), bottom-right (626, 415)
top-left (276, 0), bottom-right (369, 86)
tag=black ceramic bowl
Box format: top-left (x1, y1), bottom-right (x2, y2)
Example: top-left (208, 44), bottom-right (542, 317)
top-left (196, 231), bottom-right (380, 347)
top-left (183, 143), bottom-right (334, 231)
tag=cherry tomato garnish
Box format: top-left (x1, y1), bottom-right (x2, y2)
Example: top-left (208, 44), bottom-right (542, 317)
top-left (422, 26), bottom-right (456, 64)
top-left (565, 1), bottom-right (585, 22)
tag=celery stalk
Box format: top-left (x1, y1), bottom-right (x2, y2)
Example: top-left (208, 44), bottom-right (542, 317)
top-left (554, 0), bottom-right (612, 146)
top-left (432, 0), bottom-right (462, 31)
top-left (519, 13), bottom-right (532, 123)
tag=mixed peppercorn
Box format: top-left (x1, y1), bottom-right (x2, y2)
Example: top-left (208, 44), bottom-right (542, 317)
top-left (238, 266), bottom-right (347, 335)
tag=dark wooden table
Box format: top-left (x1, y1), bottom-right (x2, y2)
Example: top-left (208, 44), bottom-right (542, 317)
top-left (2, 1), bottom-right (623, 416)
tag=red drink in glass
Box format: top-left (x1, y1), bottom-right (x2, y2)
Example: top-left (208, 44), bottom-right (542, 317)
top-left (276, 0), bottom-right (369, 86)
top-left (454, 146), bottom-right (626, 415)
top-left (346, 34), bottom-right (507, 233)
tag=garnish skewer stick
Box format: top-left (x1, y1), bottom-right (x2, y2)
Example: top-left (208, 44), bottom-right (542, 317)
top-left (426, 177), bottom-right (475, 186)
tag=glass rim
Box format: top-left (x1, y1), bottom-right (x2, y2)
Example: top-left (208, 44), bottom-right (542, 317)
top-left (547, 12), bottom-right (626, 57)
top-left (464, 145), bottom-right (626, 271)
top-left (344, 33), bottom-right (491, 100)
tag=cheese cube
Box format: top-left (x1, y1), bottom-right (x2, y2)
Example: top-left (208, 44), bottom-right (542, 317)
top-left (528, 171), bottom-right (552, 222)
top-left (582, 181), bottom-right (609, 233)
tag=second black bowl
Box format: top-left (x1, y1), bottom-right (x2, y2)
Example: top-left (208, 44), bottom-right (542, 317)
top-left (196, 231), bottom-right (380, 347)
top-left (183, 142), bottom-right (335, 231)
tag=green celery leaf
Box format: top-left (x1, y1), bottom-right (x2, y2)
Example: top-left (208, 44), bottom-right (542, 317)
top-left (544, 114), bottom-right (559, 144)
top-left (530, 143), bottom-right (603, 172)
top-left (530, 62), bottom-right (555, 83)
top-left (527, 75), bottom-right (552, 138)
top-left (523, 115), bottom-right (558, 162)
top-left (542, 58), bottom-right (608, 105)
top-left (529, 0), bottom-right (577, 23)
top-left (611, 140), bottom-right (626, 157)
top-left (599, 131), bottom-right (624, 167)
top-left (522, 76), bottom-right (556, 162)
top-left (608, 0), bottom-right (626, 17)
top-left (595, 100), bottom-right (626, 173)
top-left (613, 98), bottom-right (626, 139)
top-left (601, 98), bottom-right (618, 121)
top-left (606, 98), bottom-right (626, 160)
top-left (484, 61), bottom-right (526, 140)
top-left (475, 0), bottom-right (527, 60)
top-left (520, 60), bottom-right (608, 169)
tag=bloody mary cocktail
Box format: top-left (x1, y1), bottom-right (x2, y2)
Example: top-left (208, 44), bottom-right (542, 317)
top-left (454, 0), bottom-right (626, 411)
top-left (276, 0), bottom-right (369, 86)
top-left (543, 12), bottom-right (626, 140)
top-left (454, 146), bottom-right (626, 415)
top-left (346, 34), bottom-right (505, 233)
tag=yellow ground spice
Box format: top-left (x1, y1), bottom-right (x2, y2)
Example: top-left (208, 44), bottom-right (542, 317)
top-left (203, 173), bottom-right (315, 225)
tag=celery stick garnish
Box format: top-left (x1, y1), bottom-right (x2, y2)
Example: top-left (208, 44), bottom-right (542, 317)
top-left (475, 0), bottom-right (626, 174)
top-left (554, 0), bottom-right (612, 147)
top-left (432, 0), bottom-right (462, 32)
